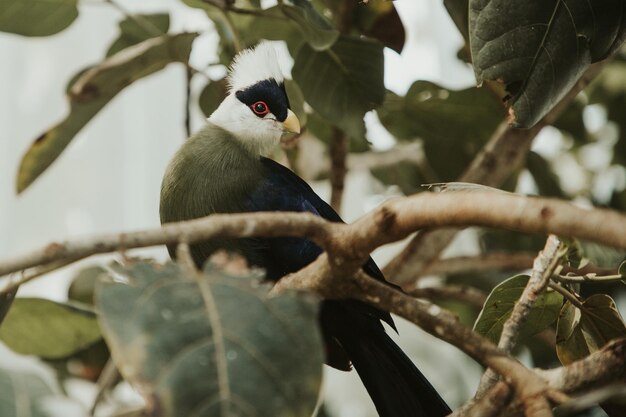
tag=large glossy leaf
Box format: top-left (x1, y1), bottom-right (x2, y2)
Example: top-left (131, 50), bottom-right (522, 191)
top-left (378, 81), bottom-right (505, 180)
top-left (281, 0), bottom-right (338, 51)
top-left (0, 298), bottom-right (101, 359)
top-left (16, 33), bottom-right (197, 193)
top-left (473, 274), bottom-right (564, 344)
top-left (107, 13), bottom-right (170, 57)
top-left (556, 294), bottom-right (626, 365)
top-left (353, 0), bottom-right (405, 53)
top-left (0, 368), bottom-right (55, 417)
top-left (0, 0), bottom-right (78, 36)
top-left (293, 35), bottom-right (384, 140)
top-left (96, 261), bottom-right (323, 417)
top-left (470, 0), bottom-right (626, 128)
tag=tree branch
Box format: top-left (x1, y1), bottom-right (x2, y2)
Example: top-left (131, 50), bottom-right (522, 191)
top-left (383, 61), bottom-right (607, 285)
top-left (330, 127), bottom-right (348, 212)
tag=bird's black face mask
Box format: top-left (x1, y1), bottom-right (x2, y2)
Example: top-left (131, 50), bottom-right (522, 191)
top-left (235, 78), bottom-right (291, 122)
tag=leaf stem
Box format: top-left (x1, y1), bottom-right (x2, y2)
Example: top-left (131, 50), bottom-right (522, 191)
top-left (548, 282), bottom-right (584, 309)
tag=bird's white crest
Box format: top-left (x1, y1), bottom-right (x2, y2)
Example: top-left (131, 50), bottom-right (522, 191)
top-left (227, 42), bottom-right (285, 92)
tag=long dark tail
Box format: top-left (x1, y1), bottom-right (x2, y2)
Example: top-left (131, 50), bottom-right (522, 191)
top-left (322, 301), bottom-right (451, 417)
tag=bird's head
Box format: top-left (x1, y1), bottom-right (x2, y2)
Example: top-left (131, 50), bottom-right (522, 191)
top-left (208, 42), bottom-right (301, 155)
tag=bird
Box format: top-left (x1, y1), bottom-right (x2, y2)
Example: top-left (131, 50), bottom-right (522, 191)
top-left (160, 42), bottom-right (451, 417)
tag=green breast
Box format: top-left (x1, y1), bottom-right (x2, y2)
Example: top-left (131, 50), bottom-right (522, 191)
top-left (160, 123), bottom-right (264, 265)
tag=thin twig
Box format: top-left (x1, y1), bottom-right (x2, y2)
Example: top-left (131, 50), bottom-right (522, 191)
top-left (477, 235), bottom-right (564, 395)
top-left (548, 282), bottom-right (584, 309)
top-left (89, 359), bottom-right (120, 416)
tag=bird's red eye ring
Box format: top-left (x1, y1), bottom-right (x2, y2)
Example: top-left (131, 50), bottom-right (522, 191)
top-left (251, 101), bottom-right (269, 116)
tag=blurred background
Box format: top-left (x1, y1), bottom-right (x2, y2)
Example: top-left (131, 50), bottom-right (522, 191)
top-left (1, 0), bottom-right (624, 416)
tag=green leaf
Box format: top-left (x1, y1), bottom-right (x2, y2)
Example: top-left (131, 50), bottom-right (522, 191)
top-left (0, 0), bottom-right (78, 36)
top-left (293, 35), bottom-right (384, 140)
top-left (378, 81), bottom-right (504, 180)
top-left (0, 298), bottom-right (101, 359)
top-left (68, 265), bottom-right (108, 306)
top-left (106, 13), bottom-right (170, 57)
top-left (281, 0), bottom-right (338, 51)
top-left (526, 151), bottom-right (564, 198)
top-left (199, 78), bottom-right (228, 117)
top-left (353, 0), bottom-right (405, 53)
top-left (371, 161), bottom-right (423, 195)
top-left (469, 0), bottom-right (626, 128)
top-left (473, 274), bottom-right (564, 344)
top-left (16, 33), bottom-right (198, 193)
top-left (556, 294), bottom-right (626, 365)
top-left (306, 112), bottom-right (370, 154)
top-left (96, 261), bottom-right (324, 417)
top-left (285, 79), bottom-right (308, 128)
top-left (0, 368), bottom-right (55, 417)
top-left (0, 288), bottom-right (17, 326)
top-left (444, 0), bottom-right (469, 41)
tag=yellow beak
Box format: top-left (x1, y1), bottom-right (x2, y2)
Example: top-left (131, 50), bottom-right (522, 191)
top-left (282, 109), bottom-right (301, 134)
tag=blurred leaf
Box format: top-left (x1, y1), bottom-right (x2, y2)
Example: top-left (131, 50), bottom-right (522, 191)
top-left (0, 368), bottom-right (55, 417)
top-left (243, 7), bottom-right (304, 53)
top-left (183, 1), bottom-right (241, 63)
top-left (563, 238), bottom-right (590, 270)
top-left (526, 151), bottom-right (564, 198)
top-left (470, 0), bottom-right (626, 127)
top-left (0, 288), bottom-right (17, 326)
top-left (293, 35), bottom-right (384, 140)
top-left (285, 79), bottom-right (308, 127)
top-left (0, 0), bottom-right (78, 36)
top-left (552, 98), bottom-right (587, 141)
top-left (96, 261), bottom-right (323, 417)
top-left (444, 0), bottom-right (469, 41)
top-left (473, 274), bottom-right (564, 344)
top-left (564, 239), bottom-right (626, 270)
top-left (68, 266), bottom-right (107, 306)
top-left (556, 294), bottom-right (626, 365)
top-left (16, 33), bottom-right (198, 193)
top-left (378, 81), bottom-right (504, 180)
top-left (481, 229), bottom-right (545, 253)
top-left (371, 161), bottom-right (423, 195)
top-left (199, 78), bottom-right (228, 117)
top-left (0, 298), bottom-right (101, 359)
top-left (353, 0), bottom-right (405, 53)
top-left (106, 13), bottom-right (170, 57)
top-left (281, 0), bottom-right (338, 51)
top-left (307, 112), bottom-right (370, 154)
top-left (46, 340), bottom-right (110, 382)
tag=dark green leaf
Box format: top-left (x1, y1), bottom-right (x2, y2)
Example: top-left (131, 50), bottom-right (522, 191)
top-left (307, 112), bottom-right (370, 154)
top-left (526, 151), bottom-right (564, 198)
top-left (293, 35), bottom-right (384, 140)
top-left (0, 0), bottom-right (78, 36)
top-left (0, 368), bottom-right (55, 417)
top-left (199, 78), bottom-right (228, 117)
top-left (285, 79), bottom-right (308, 127)
top-left (242, 7), bottom-right (304, 54)
top-left (96, 261), bottom-right (323, 417)
top-left (378, 81), bottom-right (504, 180)
top-left (353, 0), bottom-right (405, 53)
top-left (16, 33), bottom-right (198, 193)
top-left (68, 265), bottom-right (107, 306)
top-left (107, 13), bottom-right (170, 57)
top-left (473, 274), bottom-right (564, 344)
top-left (0, 298), bottom-right (101, 359)
top-left (469, 0), bottom-right (626, 127)
top-left (0, 288), bottom-right (17, 326)
top-left (556, 294), bottom-right (626, 365)
top-left (281, 0), bottom-right (338, 51)
top-left (444, 0), bottom-right (469, 41)
top-left (371, 161), bottom-right (424, 195)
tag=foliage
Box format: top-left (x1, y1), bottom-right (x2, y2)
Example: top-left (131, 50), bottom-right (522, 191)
top-left (2, 1), bottom-right (626, 416)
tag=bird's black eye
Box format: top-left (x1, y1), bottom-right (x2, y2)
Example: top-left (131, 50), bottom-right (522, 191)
top-left (251, 101), bottom-right (269, 117)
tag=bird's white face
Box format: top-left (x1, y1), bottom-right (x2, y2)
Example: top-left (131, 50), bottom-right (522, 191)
top-left (207, 43), bottom-right (300, 155)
